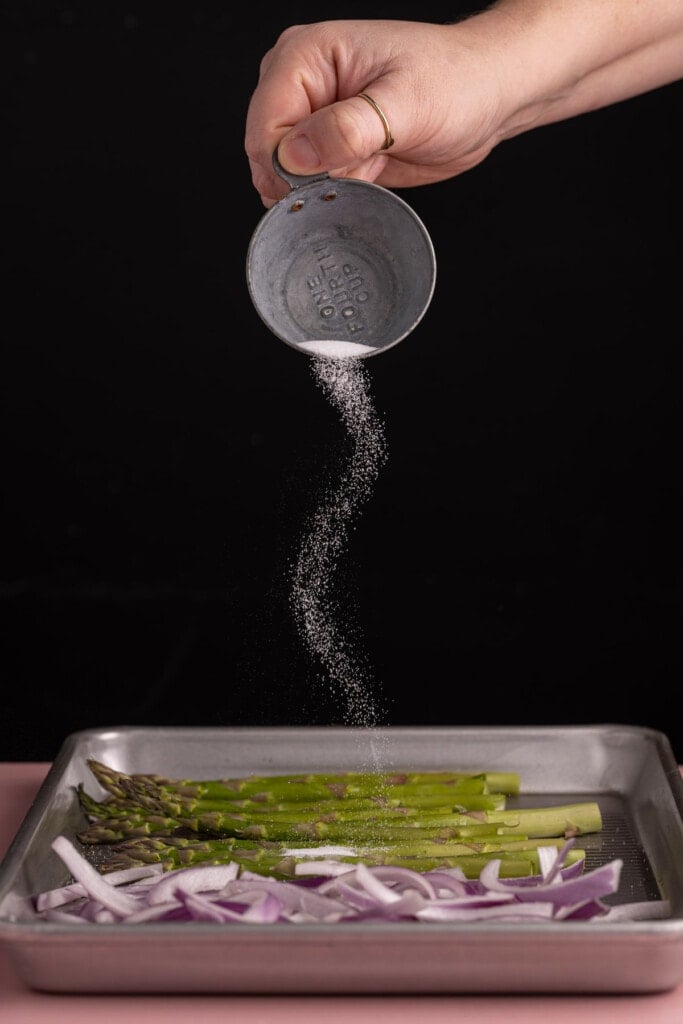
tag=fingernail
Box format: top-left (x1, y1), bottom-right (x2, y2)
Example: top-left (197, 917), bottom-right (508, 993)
top-left (279, 135), bottom-right (320, 174)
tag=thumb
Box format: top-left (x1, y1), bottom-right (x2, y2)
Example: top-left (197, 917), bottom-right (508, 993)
top-left (277, 93), bottom-right (396, 176)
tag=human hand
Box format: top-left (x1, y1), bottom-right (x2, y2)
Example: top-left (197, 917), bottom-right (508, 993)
top-left (244, 16), bottom-right (515, 208)
top-left (245, 5), bottom-right (683, 209)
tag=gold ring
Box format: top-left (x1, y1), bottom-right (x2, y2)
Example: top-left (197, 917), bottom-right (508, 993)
top-left (357, 92), bottom-right (395, 151)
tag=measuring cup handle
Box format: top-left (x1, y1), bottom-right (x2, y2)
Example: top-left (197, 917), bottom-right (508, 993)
top-left (272, 146), bottom-right (330, 191)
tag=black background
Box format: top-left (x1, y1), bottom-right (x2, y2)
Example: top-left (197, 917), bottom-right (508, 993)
top-left (2, 2), bottom-right (681, 762)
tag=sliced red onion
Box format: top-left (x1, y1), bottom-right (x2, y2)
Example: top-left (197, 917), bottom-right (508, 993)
top-left (479, 853), bottom-right (623, 908)
top-left (361, 865), bottom-right (439, 900)
top-left (417, 901), bottom-right (556, 922)
top-left (33, 835), bottom-right (659, 926)
top-left (221, 874), bottom-right (349, 920)
top-left (146, 863), bottom-right (239, 905)
top-left (49, 836), bottom-right (140, 916)
top-left (35, 864), bottom-right (163, 912)
top-left (35, 881), bottom-right (91, 912)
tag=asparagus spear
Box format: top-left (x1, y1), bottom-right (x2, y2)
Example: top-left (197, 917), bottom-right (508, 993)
top-left (100, 837), bottom-right (297, 877)
top-left (375, 848), bottom-right (586, 877)
top-left (172, 802), bottom-right (601, 843)
top-left (78, 784), bottom-right (441, 822)
top-left (143, 793), bottom-right (508, 819)
top-left (384, 837), bottom-right (563, 858)
top-left (77, 761), bottom-right (599, 882)
top-left (78, 784), bottom-right (507, 825)
top-left (79, 762), bottom-right (600, 842)
top-left (76, 808), bottom-right (537, 846)
top-left (86, 760), bottom-right (519, 805)
top-left (77, 817), bottom-right (187, 843)
top-left (76, 806), bottom-right (483, 843)
top-left (98, 834), bottom-right (584, 879)
top-left (83, 802), bottom-right (599, 846)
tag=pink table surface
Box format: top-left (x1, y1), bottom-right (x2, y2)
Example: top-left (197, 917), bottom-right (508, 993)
top-left (2, 762), bottom-right (683, 1023)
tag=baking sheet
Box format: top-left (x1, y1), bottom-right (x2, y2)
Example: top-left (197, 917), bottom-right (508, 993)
top-left (1, 723), bottom-right (683, 994)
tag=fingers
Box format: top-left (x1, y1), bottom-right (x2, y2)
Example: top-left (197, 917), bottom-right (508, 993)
top-left (244, 21), bottom-right (412, 206)
top-left (244, 19), bottom-right (486, 206)
top-left (277, 94), bottom-right (396, 176)
top-left (247, 93), bottom-right (397, 207)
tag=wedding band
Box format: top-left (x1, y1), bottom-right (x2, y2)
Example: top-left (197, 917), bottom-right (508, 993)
top-left (357, 92), bottom-right (395, 151)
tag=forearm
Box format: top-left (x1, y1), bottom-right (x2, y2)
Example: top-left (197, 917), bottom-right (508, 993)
top-left (478, 0), bottom-right (683, 137)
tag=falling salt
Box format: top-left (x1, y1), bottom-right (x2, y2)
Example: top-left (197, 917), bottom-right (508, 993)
top-left (290, 352), bottom-right (389, 772)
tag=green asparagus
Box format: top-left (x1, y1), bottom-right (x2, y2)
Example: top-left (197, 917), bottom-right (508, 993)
top-left (76, 761), bottom-right (600, 881)
top-left (86, 759), bottom-right (519, 805)
top-left (97, 833), bottom-right (585, 879)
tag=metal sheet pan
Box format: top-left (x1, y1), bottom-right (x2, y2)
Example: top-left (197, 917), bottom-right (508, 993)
top-left (2, 723), bottom-right (683, 995)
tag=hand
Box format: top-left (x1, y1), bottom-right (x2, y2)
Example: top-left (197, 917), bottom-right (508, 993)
top-left (245, 16), bottom-right (513, 207)
top-left (245, 6), bottom-right (683, 209)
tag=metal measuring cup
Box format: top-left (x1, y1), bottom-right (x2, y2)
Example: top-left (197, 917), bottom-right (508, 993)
top-left (246, 150), bottom-right (437, 358)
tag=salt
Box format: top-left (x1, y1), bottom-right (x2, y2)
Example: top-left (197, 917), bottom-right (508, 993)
top-left (291, 353), bottom-right (389, 771)
top-left (297, 340), bottom-right (376, 358)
